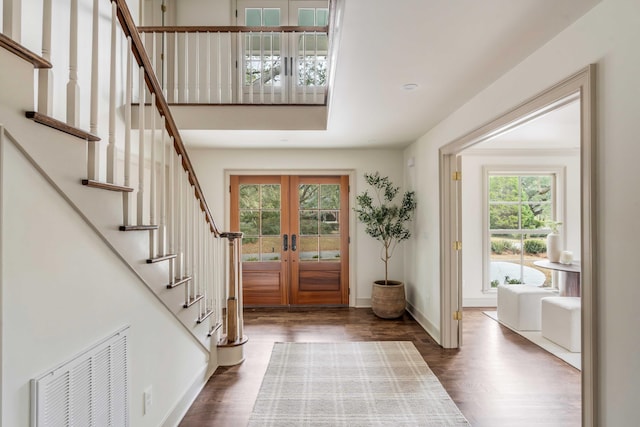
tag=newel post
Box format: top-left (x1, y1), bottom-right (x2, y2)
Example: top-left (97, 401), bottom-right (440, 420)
top-left (217, 231), bottom-right (248, 366)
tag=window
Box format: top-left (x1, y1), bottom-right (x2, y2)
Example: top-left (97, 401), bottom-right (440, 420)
top-left (486, 171), bottom-right (561, 289)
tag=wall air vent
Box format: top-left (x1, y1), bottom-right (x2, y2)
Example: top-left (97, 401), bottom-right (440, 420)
top-left (30, 326), bottom-right (130, 426)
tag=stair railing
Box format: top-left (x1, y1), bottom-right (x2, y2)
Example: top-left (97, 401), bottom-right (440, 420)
top-left (137, 25), bottom-right (329, 105)
top-left (4, 0), bottom-right (244, 344)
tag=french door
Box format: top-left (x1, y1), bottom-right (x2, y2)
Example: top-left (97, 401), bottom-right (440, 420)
top-left (230, 175), bottom-right (349, 306)
top-left (236, 0), bottom-right (329, 104)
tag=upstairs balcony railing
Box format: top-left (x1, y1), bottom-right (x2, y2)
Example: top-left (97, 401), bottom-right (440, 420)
top-left (137, 25), bottom-right (331, 105)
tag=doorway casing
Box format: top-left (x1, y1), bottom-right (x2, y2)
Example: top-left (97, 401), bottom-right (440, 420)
top-left (439, 65), bottom-right (597, 427)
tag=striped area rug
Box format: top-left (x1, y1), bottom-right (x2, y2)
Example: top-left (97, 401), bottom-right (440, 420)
top-left (248, 341), bottom-right (470, 426)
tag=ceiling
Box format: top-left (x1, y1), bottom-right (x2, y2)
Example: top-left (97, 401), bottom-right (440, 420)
top-left (182, 0), bottom-right (600, 150)
top-left (472, 99), bottom-right (581, 150)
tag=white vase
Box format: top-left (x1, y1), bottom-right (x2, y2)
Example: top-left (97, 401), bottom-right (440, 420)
top-left (547, 233), bottom-right (561, 262)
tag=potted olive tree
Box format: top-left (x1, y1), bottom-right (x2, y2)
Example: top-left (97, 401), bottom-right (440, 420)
top-left (354, 172), bottom-right (417, 318)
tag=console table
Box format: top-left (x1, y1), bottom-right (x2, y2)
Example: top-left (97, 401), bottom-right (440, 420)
top-left (533, 260), bottom-right (581, 297)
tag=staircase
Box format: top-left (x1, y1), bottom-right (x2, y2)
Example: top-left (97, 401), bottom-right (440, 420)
top-left (0, 0), bottom-right (244, 357)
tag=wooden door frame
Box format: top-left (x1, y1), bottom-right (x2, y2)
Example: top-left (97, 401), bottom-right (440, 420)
top-left (225, 169), bottom-right (357, 307)
top-left (439, 65), bottom-right (597, 426)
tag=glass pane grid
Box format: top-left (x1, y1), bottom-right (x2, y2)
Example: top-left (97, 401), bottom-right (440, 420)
top-left (488, 174), bottom-right (555, 288)
top-left (240, 183), bottom-right (281, 262)
top-left (298, 183), bottom-right (341, 262)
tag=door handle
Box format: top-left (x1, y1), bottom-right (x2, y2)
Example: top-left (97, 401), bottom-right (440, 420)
top-left (284, 56), bottom-right (288, 76)
top-left (291, 234), bottom-right (297, 251)
top-left (283, 234), bottom-right (288, 251)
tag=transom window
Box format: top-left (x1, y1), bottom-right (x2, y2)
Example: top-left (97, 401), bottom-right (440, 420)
top-left (487, 173), bottom-right (558, 289)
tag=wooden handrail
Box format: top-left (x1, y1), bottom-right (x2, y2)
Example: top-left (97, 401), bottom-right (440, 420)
top-left (138, 25), bottom-right (328, 34)
top-left (112, 0), bottom-right (221, 235)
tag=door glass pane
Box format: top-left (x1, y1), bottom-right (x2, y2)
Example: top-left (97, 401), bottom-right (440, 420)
top-left (299, 236), bottom-right (318, 260)
top-left (300, 211), bottom-right (318, 235)
top-left (320, 210), bottom-right (339, 234)
top-left (316, 9), bottom-right (329, 26)
top-left (320, 184), bottom-right (340, 209)
top-left (263, 8), bottom-right (280, 26)
top-left (298, 182), bottom-right (341, 263)
top-left (262, 184), bottom-right (281, 209)
top-left (242, 237), bottom-right (259, 262)
top-left (261, 210), bottom-right (280, 235)
top-left (239, 185), bottom-right (259, 209)
top-left (239, 182), bottom-right (281, 262)
top-left (320, 236), bottom-right (340, 262)
top-left (298, 8), bottom-right (315, 26)
top-left (299, 184), bottom-right (318, 209)
top-left (297, 35), bottom-right (328, 87)
top-left (245, 9), bottom-right (262, 26)
top-left (240, 210), bottom-right (259, 235)
top-left (261, 236), bottom-right (281, 262)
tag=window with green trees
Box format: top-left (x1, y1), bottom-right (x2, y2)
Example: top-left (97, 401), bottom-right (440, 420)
top-left (488, 173), bottom-right (556, 288)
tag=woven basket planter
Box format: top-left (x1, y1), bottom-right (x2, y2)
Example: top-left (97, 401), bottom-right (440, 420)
top-left (371, 281), bottom-right (406, 319)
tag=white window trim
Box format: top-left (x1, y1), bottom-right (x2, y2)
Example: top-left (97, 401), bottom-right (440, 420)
top-left (482, 165), bottom-right (566, 293)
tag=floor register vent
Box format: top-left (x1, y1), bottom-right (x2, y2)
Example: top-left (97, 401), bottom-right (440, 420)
top-left (30, 326), bottom-right (130, 426)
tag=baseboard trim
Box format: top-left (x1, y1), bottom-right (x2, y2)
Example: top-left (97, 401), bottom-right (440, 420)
top-left (355, 298), bottom-right (371, 307)
top-left (406, 302), bottom-right (441, 346)
top-left (161, 363), bottom-right (213, 427)
top-left (463, 297), bottom-right (497, 308)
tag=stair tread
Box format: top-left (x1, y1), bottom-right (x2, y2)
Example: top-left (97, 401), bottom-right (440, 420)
top-left (26, 111), bottom-right (100, 141)
top-left (166, 276), bottom-right (192, 289)
top-left (146, 253), bottom-right (177, 264)
top-left (82, 179), bottom-right (134, 192)
top-left (184, 294), bottom-right (204, 308)
top-left (0, 34), bottom-right (52, 68)
top-left (120, 224), bottom-right (158, 231)
top-left (197, 308), bottom-right (214, 324)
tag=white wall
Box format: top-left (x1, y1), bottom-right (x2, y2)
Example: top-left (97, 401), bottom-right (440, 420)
top-left (1, 139), bottom-right (209, 427)
top-left (404, 0), bottom-right (640, 423)
top-left (460, 149), bottom-right (581, 307)
top-left (187, 147), bottom-right (405, 306)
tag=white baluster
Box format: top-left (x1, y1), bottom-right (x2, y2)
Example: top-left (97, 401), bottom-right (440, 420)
top-left (259, 30), bottom-right (264, 104)
top-left (3, 0), bottom-right (22, 42)
top-left (227, 32), bottom-right (232, 104)
top-left (184, 33), bottom-right (189, 102)
top-left (206, 32), bottom-right (211, 103)
top-left (270, 32), bottom-right (274, 102)
top-left (281, 31), bottom-right (286, 104)
top-left (107, 1), bottom-right (117, 183)
top-left (87, 0), bottom-right (100, 181)
top-left (167, 139), bottom-right (175, 284)
top-left (38, 0), bottom-right (53, 115)
top-left (237, 32), bottom-right (243, 104)
top-left (184, 176), bottom-right (191, 282)
top-left (301, 31), bottom-right (307, 105)
top-left (173, 32), bottom-right (179, 103)
top-left (67, 0), bottom-right (80, 126)
top-left (149, 94), bottom-right (157, 257)
top-left (159, 118), bottom-right (167, 256)
top-left (162, 32), bottom-right (168, 99)
top-left (248, 32), bottom-right (254, 104)
top-left (176, 155), bottom-right (184, 279)
top-left (195, 31), bottom-right (200, 103)
top-left (217, 33), bottom-right (222, 103)
top-left (313, 32), bottom-right (318, 104)
top-left (137, 66), bottom-right (145, 225)
top-left (123, 38), bottom-right (132, 226)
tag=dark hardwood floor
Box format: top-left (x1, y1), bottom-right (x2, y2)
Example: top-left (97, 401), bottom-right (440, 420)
top-left (180, 308), bottom-right (581, 426)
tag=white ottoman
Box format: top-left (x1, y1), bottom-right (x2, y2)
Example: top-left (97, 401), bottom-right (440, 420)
top-left (541, 297), bottom-right (581, 352)
top-left (497, 284), bottom-right (556, 331)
